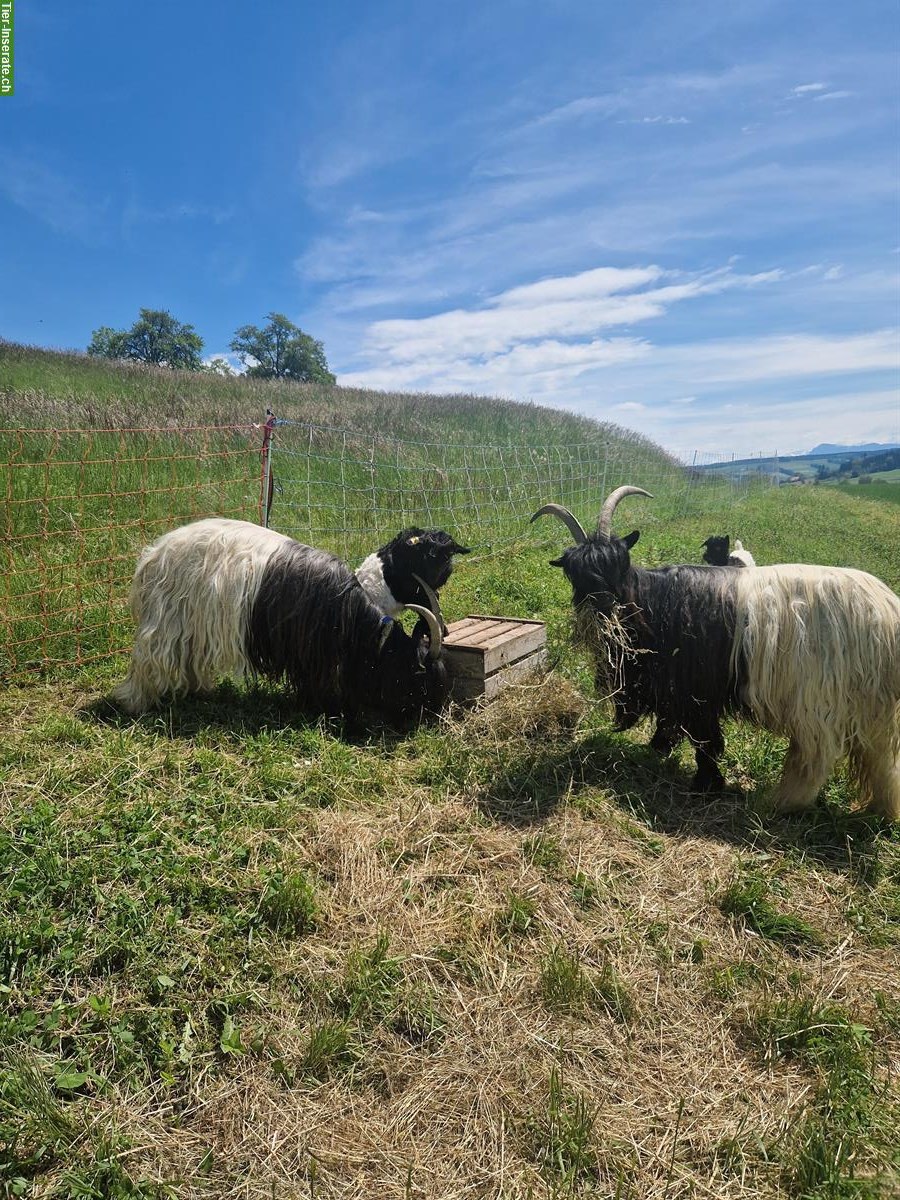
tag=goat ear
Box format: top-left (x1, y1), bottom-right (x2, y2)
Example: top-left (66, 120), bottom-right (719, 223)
top-left (549, 556), bottom-right (564, 568)
top-left (622, 530), bottom-right (640, 549)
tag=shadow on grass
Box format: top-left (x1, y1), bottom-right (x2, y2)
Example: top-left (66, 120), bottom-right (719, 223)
top-left (81, 679), bottom-right (888, 877)
top-left (475, 726), bottom-right (887, 876)
top-left (78, 680), bottom-right (423, 750)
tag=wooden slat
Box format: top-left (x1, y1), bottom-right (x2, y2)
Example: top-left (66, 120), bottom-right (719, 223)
top-left (444, 616), bottom-right (548, 680)
top-left (443, 617), bottom-right (491, 642)
top-left (445, 625), bottom-right (547, 677)
top-left (462, 621), bottom-right (522, 648)
top-left (449, 649), bottom-right (548, 701)
top-left (467, 615), bottom-right (545, 628)
top-left (481, 624), bottom-right (546, 672)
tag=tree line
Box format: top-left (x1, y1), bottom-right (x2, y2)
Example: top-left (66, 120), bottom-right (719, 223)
top-left (814, 447), bottom-right (900, 481)
top-left (87, 309), bottom-right (335, 384)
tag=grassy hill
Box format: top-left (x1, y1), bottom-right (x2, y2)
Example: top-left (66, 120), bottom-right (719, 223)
top-left (0, 341), bottom-right (672, 453)
top-left (1, 343), bottom-right (899, 1199)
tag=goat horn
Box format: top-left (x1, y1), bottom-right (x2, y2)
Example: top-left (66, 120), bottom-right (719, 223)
top-left (411, 573), bottom-right (448, 636)
top-left (529, 503), bottom-right (587, 544)
top-left (597, 486), bottom-right (653, 534)
top-left (405, 604), bottom-right (443, 660)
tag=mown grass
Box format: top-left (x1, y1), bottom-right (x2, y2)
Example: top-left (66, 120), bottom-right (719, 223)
top-left (1, 346), bottom-right (899, 1198)
top-left (835, 480), bottom-right (900, 506)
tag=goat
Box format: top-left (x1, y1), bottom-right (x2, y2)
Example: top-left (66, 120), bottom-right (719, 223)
top-left (702, 535), bottom-right (756, 568)
top-left (356, 527), bottom-right (470, 632)
top-left (532, 488), bottom-right (900, 818)
top-left (111, 518), bottom-right (449, 726)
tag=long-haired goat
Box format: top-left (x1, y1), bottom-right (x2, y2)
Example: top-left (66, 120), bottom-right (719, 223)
top-left (702, 535), bottom-right (756, 567)
top-left (111, 518), bottom-right (449, 726)
top-left (532, 488), bottom-right (900, 818)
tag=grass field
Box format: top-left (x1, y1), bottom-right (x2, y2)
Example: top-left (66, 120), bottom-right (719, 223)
top-left (836, 479), bottom-right (900, 506)
top-left (1, 346), bottom-right (899, 1199)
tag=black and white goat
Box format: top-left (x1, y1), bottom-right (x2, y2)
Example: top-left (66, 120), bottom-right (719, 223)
top-left (111, 518), bottom-right (451, 725)
top-left (532, 488), bottom-right (900, 818)
top-left (701, 535), bottom-right (756, 567)
top-left (356, 527), bottom-right (470, 631)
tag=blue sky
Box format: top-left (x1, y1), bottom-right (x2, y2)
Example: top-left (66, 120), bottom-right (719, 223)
top-left (3, 0), bottom-right (899, 458)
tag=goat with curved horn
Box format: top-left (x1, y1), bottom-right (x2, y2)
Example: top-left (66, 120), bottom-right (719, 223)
top-left (529, 504), bottom-right (587, 544)
top-left (411, 573), bottom-right (447, 636)
top-left (405, 603), bottom-right (443, 660)
top-left (111, 518), bottom-right (451, 726)
top-left (597, 486), bottom-right (653, 535)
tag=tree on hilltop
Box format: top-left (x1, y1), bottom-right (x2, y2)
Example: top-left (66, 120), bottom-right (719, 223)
top-left (230, 313), bottom-right (335, 384)
top-left (88, 309), bottom-right (204, 371)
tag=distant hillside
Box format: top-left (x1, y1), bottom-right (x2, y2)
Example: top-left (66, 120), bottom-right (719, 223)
top-left (699, 446), bottom-right (900, 485)
top-left (809, 441), bottom-right (900, 455)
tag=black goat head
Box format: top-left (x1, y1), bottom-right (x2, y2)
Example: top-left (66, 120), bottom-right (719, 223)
top-left (379, 527), bottom-right (471, 604)
top-left (701, 536), bottom-right (730, 566)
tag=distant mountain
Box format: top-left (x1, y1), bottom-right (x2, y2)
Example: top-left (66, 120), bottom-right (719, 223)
top-left (808, 442), bottom-right (900, 455)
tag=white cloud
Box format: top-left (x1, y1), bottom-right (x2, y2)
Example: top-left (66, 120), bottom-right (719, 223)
top-left (351, 263), bottom-right (783, 369)
top-left (649, 329), bottom-right (899, 385)
top-left (656, 389), bottom-right (900, 460)
top-left (815, 90), bottom-right (855, 101)
top-left (1, 158), bottom-right (107, 241)
top-left (336, 254), bottom-right (899, 458)
top-left (528, 95), bottom-right (624, 128)
top-left (202, 352), bottom-right (246, 376)
top-left (791, 82), bottom-right (828, 95)
top-left (619, 115), bottom-right (691, 125)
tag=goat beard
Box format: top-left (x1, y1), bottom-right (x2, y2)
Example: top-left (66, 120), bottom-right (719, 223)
top-left (573, 602), bottom-right (649, 711)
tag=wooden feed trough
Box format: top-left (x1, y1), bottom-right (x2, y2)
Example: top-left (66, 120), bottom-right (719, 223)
top-left (442, 615), bottom-right (547, 701)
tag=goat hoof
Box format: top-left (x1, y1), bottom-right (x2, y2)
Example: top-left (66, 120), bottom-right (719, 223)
top-left (690, 771), bottom-right (724, 793)
top-left (650, 733), bottom-right (677, 757)
top-left (613, 713), bottom-right (640, 732)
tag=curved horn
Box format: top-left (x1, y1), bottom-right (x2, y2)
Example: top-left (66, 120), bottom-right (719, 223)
top-left (596, 486), bottom-right (653, 535)
top-left (405, 604), bottom-right (443, 660)
top-left (529, 503), bottom-right (587, 544)
top-left (411, 572), bottom-right (447, 636)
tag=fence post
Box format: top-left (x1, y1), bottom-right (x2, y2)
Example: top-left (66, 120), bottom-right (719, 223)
top-left (259, 409), bottom-right (277, 527)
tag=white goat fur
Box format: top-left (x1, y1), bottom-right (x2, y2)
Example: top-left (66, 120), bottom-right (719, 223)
top-left (112, 519), bottom-right (291, 714)
top-left (732, 564), bottom-right (900, 817)
top-left (729, 539), bottom-right (756, 567)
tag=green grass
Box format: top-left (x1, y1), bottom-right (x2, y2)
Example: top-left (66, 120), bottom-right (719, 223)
top-left (527, 1068), bottom-right (601, 1194)
top-left (836, 480), bottom-right (900, 506)
top-left (718, 866), bottom-right (825, 951)
top-left (1, 345), bottom-right (900, 1198)
top-left (744, 994), bottom-right (898, 1197)
top-left (0, 342), bottom-right (707, 677)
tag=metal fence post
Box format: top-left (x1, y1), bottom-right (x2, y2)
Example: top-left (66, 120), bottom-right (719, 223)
top-left (259, 409), bottom-right (277, 527)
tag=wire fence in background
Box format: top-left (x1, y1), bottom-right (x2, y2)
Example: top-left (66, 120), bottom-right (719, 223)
top-left (0, 424), bottom-right (264, 675)
top-left (263, 419), bottom-right (769, 563)
top-left (0, 415), bottom-right (774, 678)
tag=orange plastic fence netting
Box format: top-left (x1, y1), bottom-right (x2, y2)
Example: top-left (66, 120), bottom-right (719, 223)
top-left (0, 423), bottom-right (268, 676)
